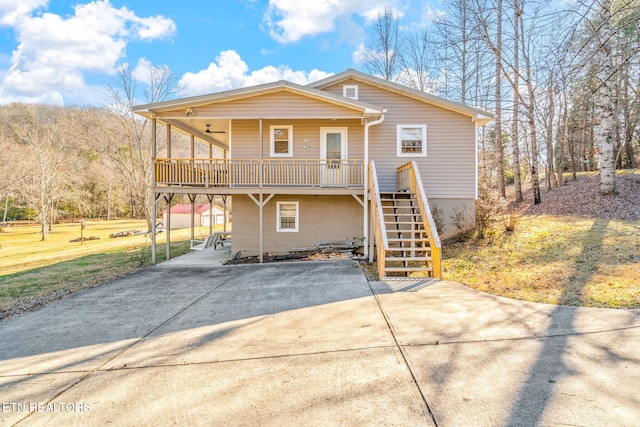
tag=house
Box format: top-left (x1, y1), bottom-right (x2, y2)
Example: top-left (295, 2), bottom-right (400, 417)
top-left (161, 204), bottom-right (226, 229)
top-left (134, 69), bottom-right (493, 279)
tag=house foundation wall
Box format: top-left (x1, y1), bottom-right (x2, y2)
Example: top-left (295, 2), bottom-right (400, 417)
top-left (429, 198), bottom-right (476, 239)
top-left (232, 195), bottom-right (363, 256)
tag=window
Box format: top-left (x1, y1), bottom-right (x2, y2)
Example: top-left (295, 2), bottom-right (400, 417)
top-left (397, 125), bottom-right (427, 157)
top-left (343, 85), bottom-right (358, 100)
top-left (270, 125), bottom-right (293, 157)
top-left (277, 201), bottom-right (299, 232)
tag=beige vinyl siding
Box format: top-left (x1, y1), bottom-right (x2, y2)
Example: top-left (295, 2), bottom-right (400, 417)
top-left (323, 80), bottom-right (477, 199)
top-left (164, 91), bottom-right (364, 119)
top-left (232, 195), bottom-right (363, 255)
top-left (231, 119), bottom-right (364, 160)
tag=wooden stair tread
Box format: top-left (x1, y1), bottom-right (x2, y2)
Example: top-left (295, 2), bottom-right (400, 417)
top-left (384, 267), bottom-right (434, 272)
top-left (386, 247), bottom-right (431, 252)
top-left (385, 257), bottom-right (432, 262)
top-left (388, 238), bottom-right (429, 242)
top-left (385, 221), bottom-right (424, 225)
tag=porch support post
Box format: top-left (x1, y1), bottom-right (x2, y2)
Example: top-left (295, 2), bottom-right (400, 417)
top-left (165, 124), bottom-right (172, 261)
top-left (151, 118), bottom-right (157, 265)
top-left (259, 193), bottom-right (264, 263)
top-left (189, 194), bottom-right (197, 241)
top-left (166, 124), bottom-right (172, 157)
top-left (248, 193), bottom-right (274, 264)
top-left (259, 118), bottom-right (264, 262)
top-left (164, 193), bottom-right (173, 261)
top-left (222, 195), bottom-right (228, 233)
top-left (189, 133), bottom-right (196, 241)
top-left (207, 194), bottom-right (215, 236)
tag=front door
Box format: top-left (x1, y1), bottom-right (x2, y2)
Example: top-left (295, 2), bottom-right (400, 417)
top-left (320, 127), bottom-right (347, 186)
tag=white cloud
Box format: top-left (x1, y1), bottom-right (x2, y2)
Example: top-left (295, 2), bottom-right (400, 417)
top-left (265, 0), bottom-right (404, 44)
top-left (0, 0), bottom-right (176, 105)
top-left (132, 58), bottom-right (155, 84)
top-left (352, 42), bottom-right (367, 64)
top-left (179, 50), bottom-right (333, 97)
top-left (0, 0), bottom-right (48, 26)
top-left (132, 15), bottom-right (177, 41)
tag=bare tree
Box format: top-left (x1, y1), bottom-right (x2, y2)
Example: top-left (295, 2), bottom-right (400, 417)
top-left (101, 64), bottom-right (181, 230)
top-left (363, 7), bottom-right (401, 80)
top-left (592, 0), bottom-right (617, 194)
top-left (472, 0), bottom-right (507, 197)
top-left (512, 0), bottom-right (523, 202)
top-left (518, 9), bottom-right (542, 204)
top-left (11, 105), bottom-right (69, 240)
top-left (397, 28), bottom-right (440, 93)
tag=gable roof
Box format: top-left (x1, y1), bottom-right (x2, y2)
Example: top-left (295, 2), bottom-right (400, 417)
top-left (133, 79), bottom-right (387, 150)
top-left (133, 79), bottom-right (385, 119)
top-left (309, 69), bottom-right (494, 126)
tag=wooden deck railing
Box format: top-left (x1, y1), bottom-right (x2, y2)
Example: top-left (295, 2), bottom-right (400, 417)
top-left (155, 158), bottom-right (364, 188)
top-left (397, 161), bottom-right (442, 278)
top-left (368, 161), bottom-right (389, 279)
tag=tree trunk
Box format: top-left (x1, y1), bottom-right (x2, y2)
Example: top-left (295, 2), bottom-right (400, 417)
top-left (596, 0), bottom-right (616, 194)
top-left (107, 181), bottom-right (112, 221)
top-left (519, 13), bottom-right (541, 204)
top-left (495, 0), bottom-right (506, 198)
top-left (512, 0), bottom-right (523, 202)
top-left (546, 72), bottom-right (558, 190)
top-left (557, 97), bottom-right (567, 187)
top-left (2, 194), bottom-right (8, 223)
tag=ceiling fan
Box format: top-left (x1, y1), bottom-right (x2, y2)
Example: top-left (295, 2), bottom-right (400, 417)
top-left (205, 124), bottom-right (225, 134)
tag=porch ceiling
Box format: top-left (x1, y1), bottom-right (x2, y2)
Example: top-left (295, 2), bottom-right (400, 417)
top-left (161, 117), bottom-right (230, 151)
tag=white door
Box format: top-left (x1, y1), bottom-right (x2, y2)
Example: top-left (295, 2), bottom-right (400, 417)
top-left (320, 127), bottom-right (347, 186)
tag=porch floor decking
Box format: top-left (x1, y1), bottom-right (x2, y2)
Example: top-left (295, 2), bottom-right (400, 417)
top-left (160, 240), bottom-right (233, 267)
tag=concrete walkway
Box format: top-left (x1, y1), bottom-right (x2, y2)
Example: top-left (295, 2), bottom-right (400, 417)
top-left (1, 260), bottom-right (639, 426)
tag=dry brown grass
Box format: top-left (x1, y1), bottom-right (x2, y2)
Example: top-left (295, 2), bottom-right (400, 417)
top-left (442, 215), bottom-right (640, 308)
top-left (0, 220), bottom-right (225, 320)
top-left (440, 170), bottom-right (640, 309)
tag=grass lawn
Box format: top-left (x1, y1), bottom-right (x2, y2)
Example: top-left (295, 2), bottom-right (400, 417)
top-left (0, 220), bottom-right (228, 319)
top-left (442, 215), bottom-right (640, 309)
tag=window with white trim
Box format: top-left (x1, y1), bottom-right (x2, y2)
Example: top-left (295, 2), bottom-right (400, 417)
top-left (270, 125), bottom-right (293, 157)
top-left (343, 85), bottom-right (358, 100)
top-left (277, 201), bottom-right (299, 232)
top-left (397, 125), bottom-right (427, 157)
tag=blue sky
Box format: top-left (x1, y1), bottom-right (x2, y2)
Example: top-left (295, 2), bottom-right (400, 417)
top-left (0, 0), bottom-right (437, 106)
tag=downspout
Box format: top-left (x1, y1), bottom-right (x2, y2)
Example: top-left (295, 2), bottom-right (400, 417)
top-left (363, 109), bottom-right (386, 260)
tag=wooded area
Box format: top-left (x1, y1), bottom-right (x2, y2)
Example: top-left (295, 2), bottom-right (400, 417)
top-left (0, 0), bottom-right (638, 241)
top-left (364, 0), bottom-right (639, 202)
top-left (0, 65), bottom-right (218, 240)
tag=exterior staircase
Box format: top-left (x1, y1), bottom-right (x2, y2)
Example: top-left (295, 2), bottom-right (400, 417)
top-left (368, 160), bottom-right (441, 280)
top-left (379, 192), bottom-right (435, 277)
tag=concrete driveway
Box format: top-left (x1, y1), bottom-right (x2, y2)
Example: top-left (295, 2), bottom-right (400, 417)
top-left (1, 260), bottom-right (639, 426)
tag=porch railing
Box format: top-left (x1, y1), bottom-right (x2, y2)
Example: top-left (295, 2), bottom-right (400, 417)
top-left (155, 158), bottom-right (364, 188)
